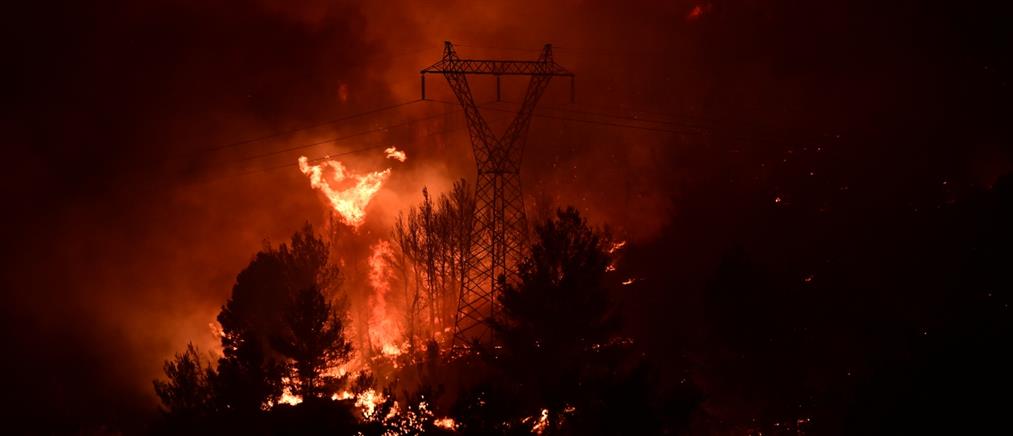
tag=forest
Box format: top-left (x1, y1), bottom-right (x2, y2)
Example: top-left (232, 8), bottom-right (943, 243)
top-left (154, 175), bottom-right (1012, 435)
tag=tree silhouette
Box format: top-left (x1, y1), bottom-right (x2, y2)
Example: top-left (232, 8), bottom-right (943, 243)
top-left (213, 223), bottom-right (340, 411)
top-left (483, 207), bottom-right (626, 433)
top-left (214, 250), bottom-right (288, 412)
top-left (273, 285), bottom-right (353, 400)
top-left (153, 343), bottom-right (216, 420)
top-left (393, 179), bottom-right (475, 350)
top-left (448, 207), bottom-right (702, 434)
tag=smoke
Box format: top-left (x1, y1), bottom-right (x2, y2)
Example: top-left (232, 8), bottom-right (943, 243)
top-left (2, 0), bottom-right (1009, 431)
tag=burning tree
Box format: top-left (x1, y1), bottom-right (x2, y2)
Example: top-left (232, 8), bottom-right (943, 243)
top-left (273, 285), bottom-right (352, 400)
top-left (213, 223), bottom-right (344, 409)
top-left (392, 179), bottom-right (475, 351)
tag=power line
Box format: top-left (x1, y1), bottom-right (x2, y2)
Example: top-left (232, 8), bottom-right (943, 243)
top-left (493, 99), bottom-right (820, 147)
top-left (208, 99), bottom-right (424, 151)
top-left (228, 104), bottom-right (464, 164)
top-left (427, 98), bottom-right (702, 135)
top-left (189, 109), bottom-right (509, 186)
top-left (502, 100), bottom-right (705, 130)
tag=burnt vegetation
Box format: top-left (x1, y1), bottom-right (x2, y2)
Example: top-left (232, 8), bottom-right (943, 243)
top-left (152, 170), bottom-right (1013, 434)
top-left (152, 204), bottom-right (706, 435)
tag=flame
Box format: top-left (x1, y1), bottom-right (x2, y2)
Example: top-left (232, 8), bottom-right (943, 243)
top-left (279, 389), bottom-right (302, 406)
top-left (606, 240), bottom-right (626, 272)
top-left (433, 417), bottom-right (457, 430)
top-left (331, 390), bottom-right (355, 401)
top-left (384, 146), bottom-right (407, 162)
top-left (297, 155), bottom-right (391, 227)
top-left (355, 388), bottom-right (385, 419)
top-left (531, 408), bottom-right (550, 434)
top-left (368, 241), bottom-right (403, 357)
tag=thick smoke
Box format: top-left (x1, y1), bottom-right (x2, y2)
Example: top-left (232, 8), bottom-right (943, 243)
top-left (2, 0), bottom-right (1009, 431)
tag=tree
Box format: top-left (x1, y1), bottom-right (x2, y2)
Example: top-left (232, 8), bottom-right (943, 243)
top-left (213, 223), bottom-right (340, 411)
top-left (392, 179), bottom-right (474, 350)
top-left (213, 250), bottom-right (285, 412)
top-left (153, 343), bottom-right (216, 422)
top-left (451, 207), bottom-right (702, 435)
top-left (273, 285), bottom-right (353, 400)
top-left (483, 207), bottom-right (623, 433)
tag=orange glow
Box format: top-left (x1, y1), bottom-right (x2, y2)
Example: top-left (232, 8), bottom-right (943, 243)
top-left (686, 4), bottom-right (710, 22)
top-left (433, 417), bottom-right (457, 430)
top-left (532, 408), bottom-right (550, 434)
top-left (384, 146), bottom-right (407, 162)
top-left (355, 388), bottom-right (385, 419)
top-left (279, 389), bottom-right (302, 406)
top-left (297, 155), bottom-right (391, 228)
top-left (368, 240), bottom-right (404, 357)
top-left (332, 389), bottom-right (356, 399)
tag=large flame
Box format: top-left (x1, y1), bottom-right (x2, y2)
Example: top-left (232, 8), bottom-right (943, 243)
top-left (368, 240), bottom-right (404, 357)
top-left (297, 152), bottom-right (399, 227)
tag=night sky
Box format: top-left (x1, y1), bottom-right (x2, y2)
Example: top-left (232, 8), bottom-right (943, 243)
top-left (2, 0), bottom-right (1011, 434)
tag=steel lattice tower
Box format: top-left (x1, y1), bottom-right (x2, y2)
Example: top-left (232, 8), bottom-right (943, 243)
top-left (421, 41), bottom-right (573, 348)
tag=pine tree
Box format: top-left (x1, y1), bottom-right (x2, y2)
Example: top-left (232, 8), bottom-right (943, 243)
top-left (273, 285), bottom-right (353, 400)
top-left (489, 207), bottom-right (622, 433)
top-left (153, 343), bottom-right (216, 420)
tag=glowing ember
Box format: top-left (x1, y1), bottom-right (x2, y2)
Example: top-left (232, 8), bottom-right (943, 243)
top-left (279, 389), bottom-right (302, 406)
top-left (331, 390), bottom-right (355, 401)
top-left (355, 388), bottom-right (385, 419)
top-left (297, 155), bottom-right (391, 228)
top-left (433, 417), bottom-right (457, 430)
top-left (608, 240), bottom-right (626, 254)
top-left (531, 408), bottom-right (550, 434)
top-left (384, 146), bottom-right (407, 162)
top-left (621, 278), bottom-right (636, 285)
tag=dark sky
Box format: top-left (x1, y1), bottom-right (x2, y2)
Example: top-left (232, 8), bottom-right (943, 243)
top-left (2, 0), bottom-right (1011, 433)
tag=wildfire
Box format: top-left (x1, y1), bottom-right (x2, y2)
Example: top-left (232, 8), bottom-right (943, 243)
top-left (530, 408), bottom-right (550, 434)
top-left (355, 388), bottom-right (385, 419)
top-left (368, 241), bottom-right (404, 357)
top-left (297, 148), bottom-right (408, 227)
top-left (606, 240), bottom-right (626, 272)
top-left (331, 390), bottom-right (355, 401)
top-left (384, 146), bottom-right (407, 162)
top-left (433, 417), bottom-right (457, 430)
top-left (279, 389), bottom-right (302, 406)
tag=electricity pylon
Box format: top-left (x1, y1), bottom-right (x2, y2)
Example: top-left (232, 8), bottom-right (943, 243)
top-left (421, 41), bottom-right (574, 348)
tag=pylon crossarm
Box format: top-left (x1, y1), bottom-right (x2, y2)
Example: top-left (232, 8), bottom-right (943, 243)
top-left (443, 73), bottom-right (498, 164)
top-left (421, 42), bottom-right (572, 77)
top-left (422, 59), bottom-right (572, 76)
top-left (500, 75), bottom-right (553, 169)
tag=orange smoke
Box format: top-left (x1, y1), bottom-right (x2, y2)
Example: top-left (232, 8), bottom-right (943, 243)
top-left (297, 149), bottom-right (408, 227)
